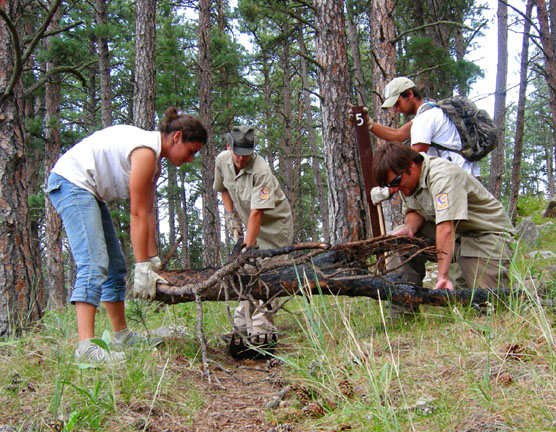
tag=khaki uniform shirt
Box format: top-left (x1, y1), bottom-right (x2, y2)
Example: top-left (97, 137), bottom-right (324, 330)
top-left (402, 154), bottom-right (513, 259)
top-left (214, 151), bottom-right (293, 249)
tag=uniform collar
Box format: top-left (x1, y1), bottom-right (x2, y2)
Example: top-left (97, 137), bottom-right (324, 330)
top-left (413, 153), bottom-right (432, 195)
top-left (230, 151), bottom-right (257, 177)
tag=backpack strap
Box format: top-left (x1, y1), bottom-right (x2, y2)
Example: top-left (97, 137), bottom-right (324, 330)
top-left (418, 101), bottom-right (466, 158)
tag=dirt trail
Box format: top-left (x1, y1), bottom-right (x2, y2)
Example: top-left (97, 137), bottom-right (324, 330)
top-left (188, 357), bottom-right (284, 431)
top-left (141, 349), bottom-right (294, 432)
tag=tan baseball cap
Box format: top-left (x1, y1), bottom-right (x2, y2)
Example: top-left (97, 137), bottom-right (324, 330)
top-left (381, 77), bottom-right (416, 108)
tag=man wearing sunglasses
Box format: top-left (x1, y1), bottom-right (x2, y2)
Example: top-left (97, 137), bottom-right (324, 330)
top-left (367, 77), bottom-right (480, 206)
top-left (373, 142), bottom-right (513, 298)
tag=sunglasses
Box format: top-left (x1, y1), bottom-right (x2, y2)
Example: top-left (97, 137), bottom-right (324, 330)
top-left (385, 172), bottom-right (402, 188)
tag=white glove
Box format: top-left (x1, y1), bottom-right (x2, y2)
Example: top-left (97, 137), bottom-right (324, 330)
top-left (132, 261), bottom-right (168, 300)
top-left (361, 106), bottom-right (374, 131)
top-left (371, 186), bottom-right (391, 205)
top-left (224, 211), bottom-right (243, 236)
top-left (149, 255), bottom-right (162, 271)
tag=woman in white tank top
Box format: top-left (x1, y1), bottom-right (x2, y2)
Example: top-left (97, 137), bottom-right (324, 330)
top-left (47, 107), bottom-right (207, 364)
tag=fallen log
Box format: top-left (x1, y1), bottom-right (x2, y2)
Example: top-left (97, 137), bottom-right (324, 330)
top-left (154, 237), bottom-right (514, 308)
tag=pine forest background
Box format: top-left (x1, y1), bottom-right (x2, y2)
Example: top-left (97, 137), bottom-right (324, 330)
top-left (1, 0), bottom-right (555, 336)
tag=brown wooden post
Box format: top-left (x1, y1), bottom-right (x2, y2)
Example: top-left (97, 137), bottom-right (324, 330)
top-left (351, 106), bottom-right (384, 238)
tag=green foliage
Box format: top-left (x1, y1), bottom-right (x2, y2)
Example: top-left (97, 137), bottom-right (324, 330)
top-left (394, 0), bottom-right (487, 96)
top-left (514, 195), bottom-right (547, 225)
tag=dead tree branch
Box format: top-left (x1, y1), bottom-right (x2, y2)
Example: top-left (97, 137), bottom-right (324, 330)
top-left (154, 236), bottom-right (514, 308)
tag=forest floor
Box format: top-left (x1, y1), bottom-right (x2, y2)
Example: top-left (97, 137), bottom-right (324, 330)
top-left (2, 255), bottom-right (556, 431)
top-left (179, 352), bottom-right (287, 432)
top-left (1, 294), bottom-right (556, 432)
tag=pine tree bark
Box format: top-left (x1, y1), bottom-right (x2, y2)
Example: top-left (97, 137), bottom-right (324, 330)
top-left (21, 3), bottom-right (45, 309)
top-left (369, 0), bottom-right (404, 233)
top-left (536, 0), bottom-right (556, 192)
top-left (95, 0), bottom-right (112, 128)
top-left (167, 163), bottom-right (177, 247)
top-left (198, 0), bottom-right (221, 267)
top-left (488, 0), bottom-right (508, 198)
top-left (313, 0), bottom-right (368, 244)
top-left (178, 170), bottom-right (191, 270)
top-left (544, 144), bottom-right (554, 197)
top-left (87, 37), bottom-right (97, 131)
top-left (346, 0), bottom-right (367, 106)
top-left (509, 0), bottom-right (534, 223)
top-left (298, 23), bottom-right (329, 243)
top-left (0, 0), bottom-right (44, 335)
top-left (279, 38), bottom-right (298, 235)
top-left (133, 0), bottom-right (157, 130)
top-left (44, 4), bottom-right (66, 307)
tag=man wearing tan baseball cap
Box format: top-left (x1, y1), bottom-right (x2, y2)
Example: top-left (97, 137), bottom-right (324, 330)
top-left (380, 76), bottom-right (417, 109)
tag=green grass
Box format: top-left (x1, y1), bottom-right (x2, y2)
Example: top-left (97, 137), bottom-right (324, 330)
top-left (0, 273), bottom-right (555, 431)
top-left (2, 200), bottom-right (556, 430)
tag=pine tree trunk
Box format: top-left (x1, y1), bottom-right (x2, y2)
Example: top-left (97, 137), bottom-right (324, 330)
top-left (198, 0), bottom-right (221, 267)
top-left (133, 0), bottom-right (157, 130)
top-left (95, 0), bottom-right (112, 128)
top-left (0, 0), bottom-right (44, 335)
top-left (298, 24), bottom-right (329, 243)
top-left (21, 3), bottom-right (45, 310)
top-left (44, 5), bottom-right (66, 307)
top-left (488, 0), bottom-right (508, 198)
top-left (536, 0), bottom-right (556, 194)
top-left (87, 37), bottom-right (97, 131)
top-left (313, 0), bottom-right (367, 244)
top-left (369, 0), bottom-right (404, 233)
top-left (179, 170), bottom-right (191, 270)
top-left (547, 146), bottom-right (555, 197)
top-left (509, 0), bottom-right (534, 223)
top-left (545, 144), bottom-right (554, 197)
top-left (346, 0), bottom-right (367, 106)
top-left (279, 39), bottom-right (297, 236)
top-left (167, 163), bottom-right (177, 247)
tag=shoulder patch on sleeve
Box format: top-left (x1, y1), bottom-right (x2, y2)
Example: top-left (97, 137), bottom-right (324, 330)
top-left (435, 193), bottom-right (449, 211)
top-left (260, 186), bottom-right (269, 200)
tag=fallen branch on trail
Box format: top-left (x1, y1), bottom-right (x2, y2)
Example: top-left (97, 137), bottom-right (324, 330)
top-left (155, 236), bottom-right (514, 308)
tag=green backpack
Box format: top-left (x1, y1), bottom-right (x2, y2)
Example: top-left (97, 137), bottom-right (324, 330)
top-left (422, 96), bottom-right (499, 162)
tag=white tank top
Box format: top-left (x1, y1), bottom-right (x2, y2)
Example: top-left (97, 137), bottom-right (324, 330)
top-left (51, 125), bottom-right (161, 201)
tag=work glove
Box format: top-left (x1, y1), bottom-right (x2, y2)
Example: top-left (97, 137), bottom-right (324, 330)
top-left (131, 261), bottom-right (168, 300)
top-left (347, 105), bottom-right (374, 131)
top-left (224, 211), bottom-right (243, 237)
top-left (149, 255), bottom-right (162, 271)
top-left (361, 106), bottom-right (375, 131)
top-left (370, 186), bottom-right (391, 205)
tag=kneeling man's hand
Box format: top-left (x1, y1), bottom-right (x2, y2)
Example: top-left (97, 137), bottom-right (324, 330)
top-left (434, 277), bottom-right (454, 291)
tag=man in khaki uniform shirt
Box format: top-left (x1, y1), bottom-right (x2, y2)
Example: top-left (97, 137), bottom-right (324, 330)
top-left (372, 142), bottom-right (513, 294)
top-left (214, 125), bottom-right (293, 339)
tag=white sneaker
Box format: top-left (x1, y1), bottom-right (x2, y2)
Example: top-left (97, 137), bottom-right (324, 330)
top-left (112, 328), bottom-right (163, 350)
top-left (74, 339), bottom-right (126, 365)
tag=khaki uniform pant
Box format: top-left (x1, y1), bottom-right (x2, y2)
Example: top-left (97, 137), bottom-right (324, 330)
top-left (233, 256), bottom-right (283, 336)
top-left (234, 299), bottom-right (278, 336)
top-left (387, 222), bottom-right (510, 315)
top-left (388, 221), bottom-right (510, 289)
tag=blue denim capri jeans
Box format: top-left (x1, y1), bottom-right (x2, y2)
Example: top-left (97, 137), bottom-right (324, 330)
top-left (47, 173), bottom-right (127, 306)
